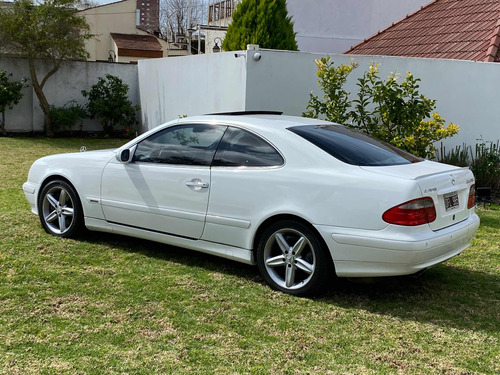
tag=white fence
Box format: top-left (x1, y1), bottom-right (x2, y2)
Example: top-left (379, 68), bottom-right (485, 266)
top-left (0, 58), bottom-right (139, 133)
top-left (139, 49), bottom-right (500, 149)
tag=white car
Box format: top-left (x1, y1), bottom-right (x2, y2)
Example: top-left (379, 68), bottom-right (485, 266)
top-left (23, 113), bottom-right (480, 295)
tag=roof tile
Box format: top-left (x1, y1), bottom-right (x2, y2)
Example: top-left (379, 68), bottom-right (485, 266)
top-left (110, 33), bottom-right (162, 52)
top-left (345, 0), bottom-right (500, 62)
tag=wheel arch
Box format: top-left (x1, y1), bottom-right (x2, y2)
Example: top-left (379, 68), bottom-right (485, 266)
top-left (252, 214), bottom-right (335, 268)
top-left (38, 175), bottom-right (84, 212)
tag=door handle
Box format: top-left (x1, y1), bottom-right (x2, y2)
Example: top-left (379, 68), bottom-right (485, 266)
top-left (185, 180), bottom-right (209, 189)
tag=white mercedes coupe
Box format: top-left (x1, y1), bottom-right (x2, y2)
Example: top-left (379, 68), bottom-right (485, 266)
top-left (23, 113), bottom-right (480, 295)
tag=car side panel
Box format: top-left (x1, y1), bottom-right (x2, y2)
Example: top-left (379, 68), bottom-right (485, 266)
top-left (25, 151), bottom-right (114, 220)
top-left (203, 165), bottom-right (421, 250)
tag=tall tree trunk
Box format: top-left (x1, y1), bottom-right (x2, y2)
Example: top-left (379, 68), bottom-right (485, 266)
top-left (28, 58), bottom-right (59, 137)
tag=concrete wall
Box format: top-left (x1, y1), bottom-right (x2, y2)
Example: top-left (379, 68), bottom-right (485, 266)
top-left (0, 58), bottom-right (139, 133)
top-left (245, 50), bottom-right (500, 149)
top-left (138, 52), bottom-right (247, 131)
top-left (138, 49), bottom-right (499, 149)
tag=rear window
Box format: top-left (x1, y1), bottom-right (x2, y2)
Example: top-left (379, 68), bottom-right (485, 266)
top-left (289, 125), bottom-right (422, 166)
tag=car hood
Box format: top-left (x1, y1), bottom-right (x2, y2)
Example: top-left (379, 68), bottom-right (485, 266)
top-left (38, 149), bottom-right (117, 163)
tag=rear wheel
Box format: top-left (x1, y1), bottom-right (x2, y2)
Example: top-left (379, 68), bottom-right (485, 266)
top-left (38, 180), bottom-right (84, 238)
top-left (257, 220), bottom-right (331, 296)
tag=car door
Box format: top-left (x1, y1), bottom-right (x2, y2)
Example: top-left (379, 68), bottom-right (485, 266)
top-left (202, 126), bottom-right (286, 248)
top-left (101, 123), bottom-right (227, 239)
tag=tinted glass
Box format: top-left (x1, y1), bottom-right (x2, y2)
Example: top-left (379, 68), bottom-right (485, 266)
top-left (133, 124), bottom-right (226, 166)
top-left (289, 125), bottom-right (422, 166)
top-left (213, 127), bottom-right (284, 167)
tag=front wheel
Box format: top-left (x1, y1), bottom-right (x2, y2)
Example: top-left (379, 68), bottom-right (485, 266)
top-left (256, 220), bottom-right (331, 296)
top-left (38, 180), bottom-right (84, 238)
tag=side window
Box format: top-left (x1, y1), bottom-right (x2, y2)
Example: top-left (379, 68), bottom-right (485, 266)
top-left (213, 127), bottom-right (284, 167)
top-left (133, 124), bottom-right (226, 166)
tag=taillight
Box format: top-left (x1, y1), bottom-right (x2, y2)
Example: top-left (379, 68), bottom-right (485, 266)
top-left (467, 184), bottom-right (476, 209)
top-left (383, 197), bottom-right (436, 226)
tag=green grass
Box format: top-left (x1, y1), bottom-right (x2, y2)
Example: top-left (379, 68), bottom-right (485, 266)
top-left (1, 137), bottom-right (499, 374)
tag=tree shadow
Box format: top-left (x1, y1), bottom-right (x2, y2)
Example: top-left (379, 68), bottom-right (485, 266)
top-left (81, 231), bottom-right (499, 336)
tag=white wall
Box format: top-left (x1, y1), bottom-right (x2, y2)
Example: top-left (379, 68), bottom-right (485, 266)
top-left (287, 0), bottom-right (430, 53)
top-left (138, 53), bottom-right (247, 130)
top-left (0, 58), bottom-right (139, 132)
top-left (246, 50), bottom-right (500, 149)
top-left (139, 49), bottom-right (500, 149)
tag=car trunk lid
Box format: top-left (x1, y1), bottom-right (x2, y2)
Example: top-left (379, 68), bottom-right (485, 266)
top-left (361, 161), bottom-right (474, 231)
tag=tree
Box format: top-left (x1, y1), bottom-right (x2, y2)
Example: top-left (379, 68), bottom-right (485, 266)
top-left (160, 0), bottom-right (208, 42)
top-left (222, 0), bottom-right (298, 51)
top-left (304, 58), bottom-right (459, 158)
top-left (0, 71), bottom-right (27, 135)
top-left (82, 74), bottom-right (140, 136)
top-left (0, 0), bottom-right (93, 136)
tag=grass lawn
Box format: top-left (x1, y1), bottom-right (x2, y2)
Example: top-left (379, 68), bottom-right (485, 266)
top-left (0, 137), bottom-right (499, 374)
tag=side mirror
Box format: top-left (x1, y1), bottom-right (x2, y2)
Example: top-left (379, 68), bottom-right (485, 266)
top-left (116, 145), bottom-right (136, 164)
top-left (120, 149), bottom-right (130, 162)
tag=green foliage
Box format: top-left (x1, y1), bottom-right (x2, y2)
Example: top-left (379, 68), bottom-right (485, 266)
top-left (436, 143), bottom-right (470, 167)
top-left (0, 0), bottom-right (94, 136)
top-left (222, 0), bottom-right (298, 51)
top-left (82, 74), bottom-right (140, 135)
top-left (48, 100), bottom-right (87, 132)
top-left (304, 58), bottom-right (459, 158)
top-left (0, 70), bottom-right (27, 135)
top-left (303, 58), bottom-right (358, 124)
top-left (435, 140), bottom-right (500, 190)
top-left (471, 141), bottom-right (500, 190)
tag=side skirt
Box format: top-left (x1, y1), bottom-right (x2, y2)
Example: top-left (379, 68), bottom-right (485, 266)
top-left (85, 217), bottom-right (255, 265)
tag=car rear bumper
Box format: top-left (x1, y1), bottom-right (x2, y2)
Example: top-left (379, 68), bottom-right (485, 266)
top-left (315, 212), bottom-right (480, 277)
top-left (23, 181), bottom-right (39, 215)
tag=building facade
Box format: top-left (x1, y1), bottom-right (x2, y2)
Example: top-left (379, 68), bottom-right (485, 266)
top-left (205, 0), bottom-right (431, 54)
top-left (80, 0), bottom-right (185, 63)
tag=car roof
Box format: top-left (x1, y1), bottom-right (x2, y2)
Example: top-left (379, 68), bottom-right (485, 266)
top-left (176, 114), bottom-right (334, 133)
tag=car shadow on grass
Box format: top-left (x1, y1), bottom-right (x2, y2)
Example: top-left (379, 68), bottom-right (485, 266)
top-left (80, 230), bottom-right (499, 336)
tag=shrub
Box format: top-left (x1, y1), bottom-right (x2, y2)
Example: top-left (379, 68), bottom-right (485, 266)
top-left (0, 70), bottom-right (27, 135)
top-left (48, 100), bottom-right (87, 132)
top-left (304, 58), bottom-right (459, 158)
top-left (435, 143), bottom-right (470, 167)
top-left (471, 141), bottom-right (499, 190)
top-left (82, 74), bottom-right (140, 135)
top-left (303, 58), bottom-right (358, 124)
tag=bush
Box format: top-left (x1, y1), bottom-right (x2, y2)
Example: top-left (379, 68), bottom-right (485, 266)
top-left (435, 140), bottom-right (499, 201)
top-left (304, 57), bottom-right (459, 158)
top-left (0, 70), bottom-right (27, 135)
top-left (82, 74), bottom-right (140, 135)
top-left (470, 141), bottom-right (500, 190)
top-left (48, 100), bottom-right (87, 132)
top-left (435, 143), bottom-right (470, 167)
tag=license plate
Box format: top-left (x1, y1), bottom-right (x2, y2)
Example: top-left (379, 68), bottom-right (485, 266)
top-left (444, 192), bottom-right (459, 211)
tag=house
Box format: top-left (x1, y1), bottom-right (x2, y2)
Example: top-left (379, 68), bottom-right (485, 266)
top-left (345, 0), bottom-right (500, 62)
top-left (203, 0), bottom-right (430, 54)
top-left (205, 0), bottom-right (235, 53)
top-left (79, 0), bottom-right (186, 63)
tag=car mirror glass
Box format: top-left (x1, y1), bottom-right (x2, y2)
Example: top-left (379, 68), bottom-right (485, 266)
top-left (120, 149), bottom-right (130, 162)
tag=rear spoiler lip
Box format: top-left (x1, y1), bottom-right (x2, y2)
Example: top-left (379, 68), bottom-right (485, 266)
top-left (413, 167), bottom-right (472, 181)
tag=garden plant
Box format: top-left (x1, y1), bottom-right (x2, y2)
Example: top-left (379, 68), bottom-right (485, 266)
top-left (304, 57), bottom-right (459, 158)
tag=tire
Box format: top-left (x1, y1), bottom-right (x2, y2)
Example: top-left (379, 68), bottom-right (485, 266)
top-left (38, 180), bottom-right (84, 238)
top-left (256, 220), bottom-right (331, 296)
